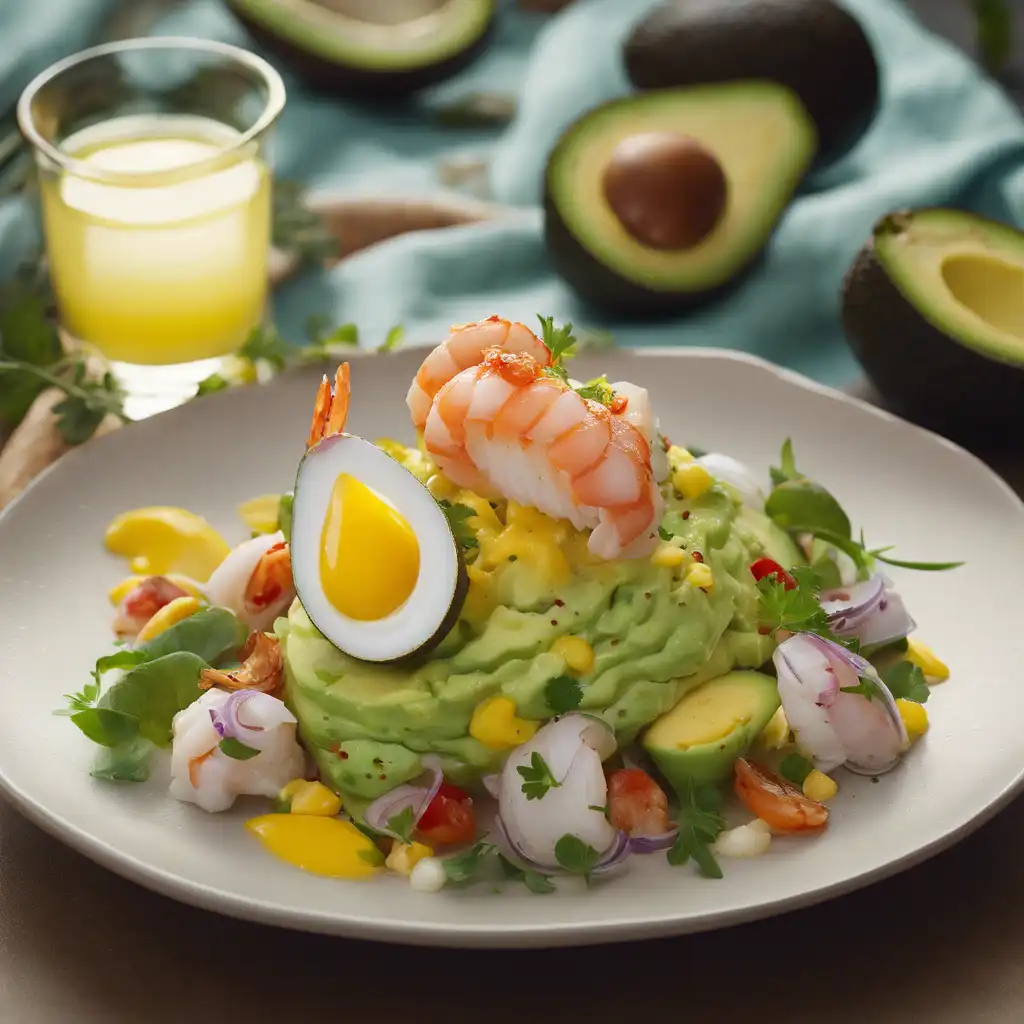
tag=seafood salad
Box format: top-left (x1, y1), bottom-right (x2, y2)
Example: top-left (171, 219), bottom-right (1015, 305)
top-left (64, 315), bottom-right (960, 892)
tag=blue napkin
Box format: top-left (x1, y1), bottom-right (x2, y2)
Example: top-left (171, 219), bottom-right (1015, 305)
top-left (2, 0), bottom-right (1023, 389)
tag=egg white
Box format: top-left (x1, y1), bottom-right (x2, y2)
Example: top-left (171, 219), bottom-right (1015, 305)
top-left (290, 434), bottom-right (464, 662)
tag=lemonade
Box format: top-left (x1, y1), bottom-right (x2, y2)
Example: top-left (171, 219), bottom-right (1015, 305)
top-left (39, 114), bottom-right (271, 366)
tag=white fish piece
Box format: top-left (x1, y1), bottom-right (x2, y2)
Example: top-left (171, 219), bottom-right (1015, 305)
top-left (694, 453), bottom-right (766, 511)
top-left (169, 689), bottom-right (306, 813)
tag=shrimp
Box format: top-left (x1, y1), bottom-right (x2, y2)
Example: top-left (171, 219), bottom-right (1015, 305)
top-left (204, 532), bottom-right (294, 631)
top-left (406, 316), bottom-right (552, 432)
top-left (733, 757), bottom-right (829, 834)
top-left (112, 575), bottom-right (191, 637)
top-left (308, 362), bottom-right (351, 448)
top-left (423, 348), bottom-right (663, 559)
top-left (199, 630), bottom-right (284, 696)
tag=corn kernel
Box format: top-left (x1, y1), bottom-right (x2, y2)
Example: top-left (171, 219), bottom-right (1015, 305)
top-left (760, 707), bottom-right (790, 750)
top-left (667, 445), bottom-right (695, 471)
top-left (469, 696), bottom-right (539, 750)
top-left (896, 698), bottom-right (929, 741)
top-left (685, 562), bottom-right (715, 591)
top-left (386, 841), bottom-right (434, 876)
top-left (650, 542), bottom-right (685, 569)
top-left (426, 473), bottom-right (457, 500)
top-left (802, 770), bottom-right (838, 802)
top-left (672, 463), bottom-right (713, 501)
top-left (237, 493), bottom-right (282, 535)
top-left (906, 639), bottom-right (949, 682)
top-left (108, 574), bottom-right (203, 605)
top-left (551, 635), bottom-right (595, 674)
top-left (135, 596), bottom-right (203, 642)
top-left (287, 780), bottom-right (343, 817)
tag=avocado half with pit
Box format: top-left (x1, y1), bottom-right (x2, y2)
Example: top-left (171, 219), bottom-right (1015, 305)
top-left (543, 84), bottom-right (817, 315)
top-left (225, 0), bottom-right (496, 97)
top-left (843, 208), bottom-right (1024, 445)
top-left (623, 0), bottom-right (879, 163)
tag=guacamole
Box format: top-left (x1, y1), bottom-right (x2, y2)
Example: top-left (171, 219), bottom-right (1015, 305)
top-left (279, 443), bottom-right (796, 805)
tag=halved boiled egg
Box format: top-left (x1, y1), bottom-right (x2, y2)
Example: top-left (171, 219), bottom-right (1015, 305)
top-left (291, 434), bottom-right (467, 662)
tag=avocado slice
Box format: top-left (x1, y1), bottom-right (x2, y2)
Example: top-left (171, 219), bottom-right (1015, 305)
top-left (544, 84), bottom-right (817, 315)
top-left (623, 0), bottom-right (878, 163)
top-left (642, 670), bottom-right (780, 791)
top-left (225, 0), bottom-right (496, 97)
top-left (843, 208), bottom-right (1024, 444)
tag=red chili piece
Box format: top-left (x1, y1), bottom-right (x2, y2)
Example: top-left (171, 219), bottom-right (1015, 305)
top-left (749, 557), bottom-right (797, 590)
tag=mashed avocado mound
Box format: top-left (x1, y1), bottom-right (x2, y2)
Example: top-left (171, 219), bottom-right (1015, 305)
top-left (279, 441), bottom-right (789, 806)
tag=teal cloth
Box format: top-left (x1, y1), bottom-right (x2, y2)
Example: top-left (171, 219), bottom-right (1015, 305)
top-left (2, 0), bottom-right (1024, 387)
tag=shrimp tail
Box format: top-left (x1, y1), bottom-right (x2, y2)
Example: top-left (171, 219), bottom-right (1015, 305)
top-left (307, 363), bottom-right (352, 448)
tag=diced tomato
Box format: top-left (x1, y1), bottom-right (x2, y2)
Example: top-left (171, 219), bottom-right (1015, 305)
top-left (607, 768), bottom-right (671, 836)
top-left (749, 557), bottom-right (797, 590)
top-left (417, 782), bottom-right (476, 846)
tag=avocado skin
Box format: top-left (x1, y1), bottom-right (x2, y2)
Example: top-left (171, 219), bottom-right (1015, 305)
top-left (225, 0), bottom-right (496, 99)
top-left (623, 0), bottom-right (878, 163)
top-left (543, 190), bottom-right (765, 317)
top-left (842, 210), bottom-right (1024, 448)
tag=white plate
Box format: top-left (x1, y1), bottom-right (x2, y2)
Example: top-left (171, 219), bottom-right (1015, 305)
top-left (2, 348), bottom-right (1023, 949)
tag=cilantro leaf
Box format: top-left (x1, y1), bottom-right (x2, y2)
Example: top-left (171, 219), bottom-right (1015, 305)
top-left (839, 675), bottom-right (886, 702)
top-left (575, 375), bottom-right (616, 406)
top-left (658, 525), bottom-right (674, 541)
top-left (499, 855), bottom-right (556, 894)
top-left (537, 315), bottom-right (578, 365)
top-left (545, 674), bottom-right (583, 714)
top-left (379, 324), bottom-right (405, 353)
top-left (437, 499), bottom-right (479, 551)
top-left (667, 778), bottom-right (725, 879)
top-left (779, 753), bottom-right (814, 785)
top-left (542, 363), bottom-right (569, 384)
top-left (218, 737), bottom-right (261, 761)
top-left (196, 373), bottom-right (230, 396)
top-left (554, 834), bottom-right (600, 880)
top-left (757, 575), bottom-right (845, 647)
top-left (387, 805), bottom-right (417, 844)
top-left (442, 841), bottom-right (495, 884)
top-left (881, 660), bottom-right (930, 704)
top-left (517, 751), bottom-right (561, 800)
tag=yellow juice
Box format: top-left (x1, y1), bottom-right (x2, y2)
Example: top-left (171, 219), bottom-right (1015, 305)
top-left (39, 114), bottom-right (270, 365)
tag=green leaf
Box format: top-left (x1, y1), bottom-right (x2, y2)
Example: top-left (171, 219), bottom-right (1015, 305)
top-left (379, 324), bottom-right (405, 353)
top-left (658, 525), bottom-right (674, 541)
top-left (536, 315), bottom-right (578, 365)
top-left (870, 552), bottom-right (964, 572)
top-left (756, 573), bottom-right (850, 648)
top-left (881, 660), bottom-right (930, 704)
top-left (96, 651), bottom-right (208, 746)
top-left (442, 841), bottom-right (495, 884)
top-left (218, 737), bottom-right (261, 761)
top-left (769, 438), bottom-right (800, 487)
top-left (517, 752), bottom-right (561, 800)
top-left (70, 707), bottom-right (139, 747)
top-left (542, 364), bottom-right (570, 385)
top-left (667, 778), bottom-right (725, 879)
top-left (437, 500), bottom-right (480, 551)
top-left (277, 492), bottom-right (294, 544)
top-left (765, 479), bottom-right (852, 540)
top-left (238, 325), bottom-right (292, 370)
top-left (554, 834), bottom-right (600, 880)
top-left (387, 805), bottom-right (417, 844)
top-left (779, 753), bottom-right (814, 785)
top-left (358, 845), bottom-right (386, 867)
top-left (545, 674), bottom-right (583, 714)
top-left (272, 180), bottom-right (336, 265)
top-left (972, 0), bottom-right (1013, 74)
top-left (498, 855), bottom-right (556, 894)
top-left (196, 373), bottom-right (230, 396)
top-left (319, 322), bottom-right (359, 348)
top-left (90, 736), bottom-right (155, 782)
top-left (139, 607), bottom-right (248, 665)
top-left (839, 675), bottom-right (886, 703)
top-left (0, 277), bottom-right (61, 426)
top-left (94, 649), bottom-right (148, 677)
top-left (574, 375), bottom-right (616, 406)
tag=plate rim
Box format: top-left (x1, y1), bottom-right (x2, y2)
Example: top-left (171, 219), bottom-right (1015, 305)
top-left (3, 346), bottom-right (1023, 948)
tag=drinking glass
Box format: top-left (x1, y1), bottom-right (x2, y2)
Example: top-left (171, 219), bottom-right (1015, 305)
top-left (18, 37), bottom-right (286, 417)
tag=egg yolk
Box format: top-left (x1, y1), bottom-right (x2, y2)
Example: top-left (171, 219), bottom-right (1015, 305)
top-left (319, 474), bottom-right (420, 621)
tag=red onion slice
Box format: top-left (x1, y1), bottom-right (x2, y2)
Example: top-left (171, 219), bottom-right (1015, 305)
top-left (363, 755), bottom-right (444, 838)
top-left (209, 690), bottom-right (265, 742)
top-left (591, 829), bottom-right (632, 876)
top-left (774, 634), bottom-right (907, 776)
top-left (628, 829), bottom-right (679, 854)
top-left (821, 575), bottom-right (916, 647)
top-left (494, 816), bottom-right (632, 878)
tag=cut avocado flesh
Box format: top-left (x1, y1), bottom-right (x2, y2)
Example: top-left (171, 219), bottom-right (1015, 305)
top-left (842, 208), bottom-right (1024, 442)
top-left (544, 84), bottom-right (817, 314)
top-left (226, 0), bottom-right (495, 95)
top-left (643, 670), bottom-right (780, 791)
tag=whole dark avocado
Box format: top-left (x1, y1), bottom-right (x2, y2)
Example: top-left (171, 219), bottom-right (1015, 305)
top-left (842, 208), bottom-right (1024, 446)
top-left (224, 0), bottom-right (496, 98)
top-left (544, 84), bottom-right (817, 315)
top-left (623, 0), bottom-right (879, 162)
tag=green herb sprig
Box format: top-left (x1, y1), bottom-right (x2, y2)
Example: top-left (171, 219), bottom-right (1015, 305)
top-left (517, 752), bottom-right (561, 800)
top-left (667, 778), bottom-right (725, 879)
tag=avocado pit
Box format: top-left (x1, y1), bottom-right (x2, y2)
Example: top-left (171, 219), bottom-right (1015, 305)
top-left (601, 132), bottom-right (728, 251)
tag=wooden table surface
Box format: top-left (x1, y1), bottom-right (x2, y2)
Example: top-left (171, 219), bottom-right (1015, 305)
top-left (5, 4), bottom-right (1024, 1022)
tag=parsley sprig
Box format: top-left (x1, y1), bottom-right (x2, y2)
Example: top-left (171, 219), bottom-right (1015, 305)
top-left (545, 674), bottom-right (583, 714)
top-left (756, 565), bottom-right (852, 649)
top-left (437, 499), bottom-right (480, 554)
top-left (667, 778), bottom-right (725, 878)
top-left (536, 316), bottom-right (619, 406)
top-left (517, 751), bottom-right (561, 800)
top-left (554, 834), bottom-right (600, 882)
